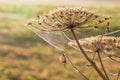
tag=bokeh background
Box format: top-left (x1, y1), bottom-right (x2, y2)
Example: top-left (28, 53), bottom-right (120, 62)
top-left (0, 0), bottom-right (120, 80)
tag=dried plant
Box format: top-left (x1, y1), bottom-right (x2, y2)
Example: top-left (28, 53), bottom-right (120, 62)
top-left (59, 54), bottom-right (67, 69)
top-left (68, 36), bottom-right (120, 57)
top-left (27, 8), bottom-right (111, 31)
top-left (27, 7), bottom-right (120, 80)
top-left (68, 36), bottom-right (120, 65)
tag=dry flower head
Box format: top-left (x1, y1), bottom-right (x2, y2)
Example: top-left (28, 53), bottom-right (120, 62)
top-left (27, 7), bottom-right (111, 32)
top-left (68, 36), bottom-right (120, 57)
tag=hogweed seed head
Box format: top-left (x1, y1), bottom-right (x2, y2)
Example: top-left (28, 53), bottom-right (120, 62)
top-left (59, 54), bottom-right (67, 63)
top-left (59, 54), bottom-right (67, 69)
top-left (68, 36), bottom-right (120, 56)
top-left (27, 7), bottom-right (111, 32)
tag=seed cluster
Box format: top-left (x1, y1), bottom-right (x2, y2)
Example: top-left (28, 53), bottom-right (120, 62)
top-left (68, 36), bottom-right (120, 56)
top-left (28, 8), bottom-right (111, 31)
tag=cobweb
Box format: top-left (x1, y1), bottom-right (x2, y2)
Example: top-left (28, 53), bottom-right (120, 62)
top-left (27, 26), bottom-right (70, 51)
top-left (27, 23), bottom-right (120, 51)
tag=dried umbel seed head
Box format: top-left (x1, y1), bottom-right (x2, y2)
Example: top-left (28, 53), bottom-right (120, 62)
top-left (59, 54), bottom-right (67, 69)
top-left (68, 36), bottom-right (120, 56)
top-left (27, 7), bottom-right (111, 32)
top-left (59, 54), bottom-right (67, 63)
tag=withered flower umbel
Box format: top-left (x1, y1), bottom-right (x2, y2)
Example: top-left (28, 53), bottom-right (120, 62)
top-left (28, 7), bottom-right (111, 32)
top-left (68, 36), bottom-right (120, 56)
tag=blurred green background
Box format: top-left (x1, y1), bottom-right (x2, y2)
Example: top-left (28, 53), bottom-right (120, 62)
top-left (0, 0), bottom-right (120, 80)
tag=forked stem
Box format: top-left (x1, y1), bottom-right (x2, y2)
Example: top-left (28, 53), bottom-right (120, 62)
top-left (70, 28), bottom-right (107, 80)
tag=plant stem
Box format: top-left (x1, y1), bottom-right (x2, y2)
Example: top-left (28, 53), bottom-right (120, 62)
top-left (70, 28), bottom-right (107, 80)
top-left (65, 53), bottom-right (89, 80)
top-left (97, 51), bottom-right (109, 80)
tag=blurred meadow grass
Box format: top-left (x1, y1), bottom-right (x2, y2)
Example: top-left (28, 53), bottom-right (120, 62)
top-left (0, 4), bottom-right (120, 80)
